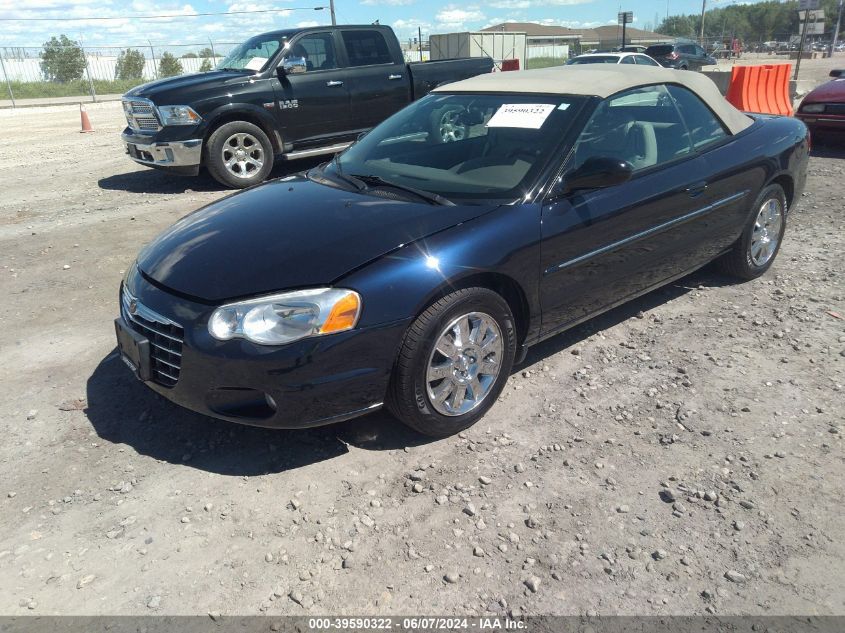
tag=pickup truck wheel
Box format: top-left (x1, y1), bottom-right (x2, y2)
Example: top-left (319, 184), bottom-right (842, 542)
top-left (430, 106), bottom-right (467, 143)
top-left (386, 287), bottom-right (516, 438)
top-left (206, 121), bottom-right (274, 189)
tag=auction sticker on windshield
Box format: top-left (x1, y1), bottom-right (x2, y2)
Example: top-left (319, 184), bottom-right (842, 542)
top-left (487, 103), bottom-right (557, 129)
top-left (245, 57), bottom-right (268, 71)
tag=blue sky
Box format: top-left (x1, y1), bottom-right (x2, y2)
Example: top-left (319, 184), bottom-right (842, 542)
top-left (0, 0), bottom-right (743, 48)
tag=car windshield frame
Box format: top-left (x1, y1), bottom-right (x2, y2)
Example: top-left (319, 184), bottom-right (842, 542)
top-left (326, 92), bottom-right (589, 203)
top-left (217, 34), bottom-right (288, 72)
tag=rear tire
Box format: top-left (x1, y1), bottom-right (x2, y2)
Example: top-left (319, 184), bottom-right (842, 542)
top-left (716, 184), bottom-right (787, 280)
top-left (386, 288), bottom-right (516, 438)
top-left (206, 121), bottom-right (274, 189)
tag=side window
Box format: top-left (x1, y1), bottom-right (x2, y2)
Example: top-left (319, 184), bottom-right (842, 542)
top-left (667, 85), bottom-right (728, 149)
top-left (289, 33), bottom-right (338, 71)
top-left (342, 30), bottom-right (393, 66)
top-left (680, 44), bottom-right (695, 55)
top-left (572, 84), bottom-right (693, 172)
top-left (621, 56), bottom-right (636, 64)
top-left (694, 46), bottom-right (706, 56)
top-left (635, 55), bottom-right (660, 66)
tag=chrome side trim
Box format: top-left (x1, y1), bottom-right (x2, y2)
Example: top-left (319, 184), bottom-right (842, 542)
top-left (543, 190), bottom-right (749, 276)
top-left (306, 402), bottom-right (383, 426)
top-left (282, 142), bottom-right (353, 160)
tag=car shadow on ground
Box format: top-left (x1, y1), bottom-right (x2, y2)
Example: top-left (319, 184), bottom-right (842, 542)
top-left (97, 157), bottom-right (325, 195)
top-left (85, 265), bottom-right (736, 476)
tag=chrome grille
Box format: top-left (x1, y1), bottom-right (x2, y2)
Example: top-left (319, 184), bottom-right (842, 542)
top-left (123, 98), bottom-right (162, 133)
top-left (121, 288), bottom-right (183, 387)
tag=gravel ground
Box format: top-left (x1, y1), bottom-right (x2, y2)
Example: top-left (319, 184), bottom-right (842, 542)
top-left (0, 100), bottom-right (843, 617)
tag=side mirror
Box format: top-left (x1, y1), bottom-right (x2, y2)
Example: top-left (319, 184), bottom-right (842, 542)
top-left (279, 56), bottom-right (307, 76)
top-left (559, 157), bottom-right (633, 195)
top-left (830, 69), bottom-right (844, 78)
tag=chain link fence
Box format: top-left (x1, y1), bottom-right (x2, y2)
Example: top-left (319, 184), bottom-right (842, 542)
top-left (0, 42), bottom-right (243, 107)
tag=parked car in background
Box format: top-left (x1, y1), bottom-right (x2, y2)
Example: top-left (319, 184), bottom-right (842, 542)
top-left (645, 42), bottom-right (717, 70)
top-left (120, 25), bottom-right (493, 188)
top-left (567, 52), bottom-right (661, 66)
top-left (616, 45), bottom-right (647, 53)
top-left (796, 69), bottom-right (845, 137)
top-left (116, 65), bottom-right (809, 437)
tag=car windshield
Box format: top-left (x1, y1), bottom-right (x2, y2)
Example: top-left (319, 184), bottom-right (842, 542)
top-left (217, 34), bottom-right (286, 71)
top-left (567, 56), bottom-right (620, 64)
top-left (645, 45), bottom-right (674, 56)
top-left (328, 93), bottom-right (586, 202)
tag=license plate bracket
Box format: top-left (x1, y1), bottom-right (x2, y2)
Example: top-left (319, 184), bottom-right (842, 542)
top-left (114, 318), bottom-right (151, 382)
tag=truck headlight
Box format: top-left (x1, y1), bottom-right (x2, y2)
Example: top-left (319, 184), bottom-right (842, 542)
top-left (158, 105), bottom-right (202, 126)
top-left (801, 103), bottom-right (825, 113)
top-left (208, 288), bottom-right (362, 346)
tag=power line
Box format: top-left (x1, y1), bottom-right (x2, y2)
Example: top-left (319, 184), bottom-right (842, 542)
top-left (0, 7), bottom-right (327, 22)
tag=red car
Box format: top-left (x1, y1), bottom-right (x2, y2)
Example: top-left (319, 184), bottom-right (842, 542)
top-left (796, 69), bottom-right (845, 137)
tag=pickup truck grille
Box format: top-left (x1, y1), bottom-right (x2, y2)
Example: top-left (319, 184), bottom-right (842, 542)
top-left (123, 98), bottom-right (162, 133)
top-left (121, 287), bottom-right (183, 387)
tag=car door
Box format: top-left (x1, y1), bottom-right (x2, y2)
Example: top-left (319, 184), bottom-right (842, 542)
top-left (539, 84), bottom-right (711, 334)
top-left (666, 84), bottom-right (758, 260)
top-left (273, 31), bottom-right (354, 148)
top-left (339, 28), bottom-right (411, 130)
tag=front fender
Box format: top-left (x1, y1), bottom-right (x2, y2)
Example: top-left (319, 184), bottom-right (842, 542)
top-left (339, 203), bottom-right (542, 342)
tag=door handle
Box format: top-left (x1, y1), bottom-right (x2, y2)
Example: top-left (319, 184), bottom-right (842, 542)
top-left (388, 74), bottom-right (403, 80)
top-left (326, 80), bottom-right (343, 87)
top-left (686, 181), bottom-right (708, 197)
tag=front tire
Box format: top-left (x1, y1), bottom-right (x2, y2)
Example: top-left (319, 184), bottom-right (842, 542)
top-left (386, 288), bottom-right (516, 437)
top-left (716, 183), bottom-right (787, 280)
top-left (205, 121), bottom-right (274, 189)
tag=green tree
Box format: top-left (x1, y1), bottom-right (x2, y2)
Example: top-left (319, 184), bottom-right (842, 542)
top-left (158, 52), bottom-right (183, 78)
top-left (40, 35), bottom-right (86, 83)
top-left (199, 47), bottom-right (215, 58)
top-left (181, 52), bottom-right (198, 58)
top-left (115, 48), bottom-right (145, 80)
top-left (199, 57), bottom-right (214, 72)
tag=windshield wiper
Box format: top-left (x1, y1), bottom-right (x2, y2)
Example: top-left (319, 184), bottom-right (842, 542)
top-left (347, 173), bottom-right (455, 206)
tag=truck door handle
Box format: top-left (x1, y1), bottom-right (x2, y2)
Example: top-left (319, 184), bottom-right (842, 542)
top-left (388, 74), bottom-right (403, 80)
top-left (686, 181), bottom-right (708, 197)
top-left (326, 80), bottom-right (343, 87)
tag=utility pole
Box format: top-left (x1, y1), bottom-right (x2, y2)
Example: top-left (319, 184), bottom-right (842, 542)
top-left (832, 0), bottom-right (843, 55)
top-left (794, 8), bottom-right (812, 80)
top-left (329, 0), bottom-right (336, 25)
top-left (699, 0), bottom-right (707, 46)
top-left (419, 26), bottom-right (423, 55)
top-left (148, 40), bottom-right (158, 80)
top-left (0, 50), bottom-right (15, 108)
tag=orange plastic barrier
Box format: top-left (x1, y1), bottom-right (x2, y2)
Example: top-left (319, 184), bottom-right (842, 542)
top-left (500, 59), bottom-right (520, 72)
top-left (725, 64), bottom-right (793, 117)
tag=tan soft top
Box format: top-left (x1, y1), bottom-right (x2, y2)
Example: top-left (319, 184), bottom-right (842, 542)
top-left (433, 65), bottom-right (753, 135)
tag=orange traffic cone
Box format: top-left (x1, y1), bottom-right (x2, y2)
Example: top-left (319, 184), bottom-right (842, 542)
top-left (80, 103), bottom-right (94, 133)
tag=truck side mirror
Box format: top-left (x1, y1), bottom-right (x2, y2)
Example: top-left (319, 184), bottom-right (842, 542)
top-left (279, 56), bottom-right (308, 77)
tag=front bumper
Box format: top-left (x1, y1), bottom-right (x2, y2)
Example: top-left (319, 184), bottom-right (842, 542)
top-left (118, 269), bottom-right (410, 429)
top-left (122, 131), bottom-right (203, 176)
top-left (795, 112), bottom-right (845, 131)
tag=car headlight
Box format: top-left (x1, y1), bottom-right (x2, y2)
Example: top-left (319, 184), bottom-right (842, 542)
top-left (158, 105), bottom-right (202, 126)
top-left (801, 103), bottom-right (825, 113)
top-left (208, 288), bottom-right (362, 346)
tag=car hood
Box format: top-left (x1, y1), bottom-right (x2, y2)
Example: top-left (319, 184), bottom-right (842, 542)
top-left (123, 71), bottom-right (253, 102)
top-left (137, 175), bottom-right (498, 303)
top-left (802, 78), bottom-right (845, 103)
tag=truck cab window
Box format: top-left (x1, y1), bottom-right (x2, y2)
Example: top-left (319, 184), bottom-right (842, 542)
top-left (342, 30), bottom-right (393, 66)
top-left (290, 33), bottom-right (338, 71)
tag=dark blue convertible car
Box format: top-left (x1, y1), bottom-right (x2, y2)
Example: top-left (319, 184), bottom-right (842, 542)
top-left (116, 65), bottom-right (809, 437)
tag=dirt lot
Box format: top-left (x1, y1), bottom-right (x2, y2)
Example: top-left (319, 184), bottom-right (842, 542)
top-left (0, 98), bottom-right (843, 618)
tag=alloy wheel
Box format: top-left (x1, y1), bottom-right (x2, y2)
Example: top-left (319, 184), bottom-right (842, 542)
top-left (426, 312), bottom-right (503, 416)
top-left (221, 132), bottom-right (264, 179)
top-left (749, 197), bottom-right (783, 267)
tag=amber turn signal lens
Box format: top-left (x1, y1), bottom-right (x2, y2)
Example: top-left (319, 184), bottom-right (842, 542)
top-left (320, 292), bottom-right (361, 334)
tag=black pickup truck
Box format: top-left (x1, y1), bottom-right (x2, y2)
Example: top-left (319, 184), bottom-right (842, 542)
top-left (121, 25), bottom-right (494, 187)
